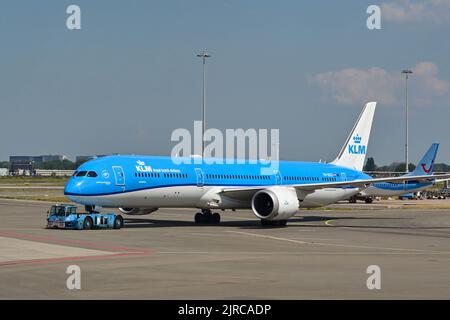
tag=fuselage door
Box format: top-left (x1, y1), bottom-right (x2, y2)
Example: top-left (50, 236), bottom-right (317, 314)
top-left (112, 166), bottom-right (125, 186)
top-left (195, 168), bottom-right (204, 187)
top-left (275, 171), bottom-right (282, 185)
top-left (340, 172), bottom-right (347, 182)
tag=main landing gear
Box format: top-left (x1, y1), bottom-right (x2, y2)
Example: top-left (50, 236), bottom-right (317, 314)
top-left (194, 209), bottom-right (221, 224)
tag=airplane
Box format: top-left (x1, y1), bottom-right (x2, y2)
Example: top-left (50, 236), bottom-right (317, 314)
top-left (349, 143), bottom-right (442, 203)
top-left (64, 102), bottom-right (450, 226)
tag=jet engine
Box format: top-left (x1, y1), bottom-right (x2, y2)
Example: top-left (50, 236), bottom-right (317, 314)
top-left (118, 208), bottom-right (158, 215)
top-left (251, 187), bottom-right (299, 221)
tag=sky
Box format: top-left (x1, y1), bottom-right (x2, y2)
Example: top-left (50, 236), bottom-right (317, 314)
top-left (0, 0), bottom-right (449, 165)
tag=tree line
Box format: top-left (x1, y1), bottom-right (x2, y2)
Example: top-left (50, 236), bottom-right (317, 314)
top-left (363, 157), bottom-right (450, 172)
top-left (0, 159), bottom-right (88, 170)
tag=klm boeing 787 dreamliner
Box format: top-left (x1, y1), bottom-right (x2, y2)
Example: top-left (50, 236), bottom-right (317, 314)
top-left (64, 102), bottom-right (450, 226)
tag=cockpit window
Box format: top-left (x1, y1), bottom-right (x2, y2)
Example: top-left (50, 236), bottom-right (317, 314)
top-left (87, 171), bottom-right (98, 177)
top-left (76, 171), bottom-right (87, 177)
top-left (72, 171), bottom-right (78, 177)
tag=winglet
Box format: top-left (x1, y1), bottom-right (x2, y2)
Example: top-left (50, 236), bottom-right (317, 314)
top-left (331, 102), bottom-right (377, 171)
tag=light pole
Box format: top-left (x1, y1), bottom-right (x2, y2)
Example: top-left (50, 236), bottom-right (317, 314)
top-left (402, 69), bottom-right (412, 173)
top-left (196, 50), bottom-right (211, 157)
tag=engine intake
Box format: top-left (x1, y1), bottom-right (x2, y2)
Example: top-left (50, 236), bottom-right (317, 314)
top-left (251, 187), bottom-right (299, 221)
top-left (119, 208), bottom-right (158, 215)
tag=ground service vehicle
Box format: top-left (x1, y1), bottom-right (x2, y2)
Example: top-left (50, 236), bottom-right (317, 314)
top-left (46, 204), bottom-right (123, 230)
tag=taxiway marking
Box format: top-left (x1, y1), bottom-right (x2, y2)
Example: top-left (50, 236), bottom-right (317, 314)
top-left (227, 230), bottom-right (450, 254)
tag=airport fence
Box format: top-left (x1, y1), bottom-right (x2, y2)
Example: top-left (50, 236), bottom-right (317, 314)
top-left (34, 169), bottom-right (75, 177)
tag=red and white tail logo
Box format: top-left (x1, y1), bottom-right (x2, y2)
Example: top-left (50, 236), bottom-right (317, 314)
top-left (421, 163), bottom-right (432, 173)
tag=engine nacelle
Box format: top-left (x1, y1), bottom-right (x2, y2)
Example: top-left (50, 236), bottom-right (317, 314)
top-left (118, 207), bottom-right (158, 215)
top-left (251, 187), bottom-right (299, 221)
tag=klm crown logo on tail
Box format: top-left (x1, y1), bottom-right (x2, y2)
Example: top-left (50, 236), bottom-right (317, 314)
top-left (348, 134), bottom-right (366, 155)
top-left (332, 102), bottom-right (376, 171)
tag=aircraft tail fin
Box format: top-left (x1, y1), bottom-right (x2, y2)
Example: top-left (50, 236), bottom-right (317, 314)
top-left (331, 102), bottom-right (377, 172)
top-left (406, 143), bottom-right (439, 176)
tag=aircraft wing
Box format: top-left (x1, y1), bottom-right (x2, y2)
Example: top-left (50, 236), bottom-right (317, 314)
top-left (219, 173), bottom-right (450, 200)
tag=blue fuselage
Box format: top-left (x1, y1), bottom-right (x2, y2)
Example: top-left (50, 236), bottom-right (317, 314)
top-left (64, 155), bottom-right (370, 209)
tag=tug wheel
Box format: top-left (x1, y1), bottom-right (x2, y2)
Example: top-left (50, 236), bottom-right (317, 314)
top-left (113, 215), bottom-right (123, 229)
top-left (83, 217), bottom-right (93, 230)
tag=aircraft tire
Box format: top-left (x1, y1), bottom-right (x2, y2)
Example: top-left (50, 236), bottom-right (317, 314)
top-left (195, 212), bottom-right (203, 224)
top-left (212, 213), bottom-right (221, 224)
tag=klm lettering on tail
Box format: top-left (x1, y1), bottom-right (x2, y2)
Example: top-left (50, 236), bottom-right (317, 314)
top-left (332, 102), bottom-right (376, 171)
top-left (348, 134), bottom-right (366, 155)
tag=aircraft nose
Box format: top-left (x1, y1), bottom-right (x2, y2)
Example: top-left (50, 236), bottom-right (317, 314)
top-left (64, 178), bottom-right (83, 197)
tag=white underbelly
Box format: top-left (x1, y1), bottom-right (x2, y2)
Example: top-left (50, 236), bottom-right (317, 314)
top-left (300, 188), bottom-right (360, 208)
top-left (362, 186), bottom-right (428, 197)
top-left (68, 186), bottom-right (207, 208)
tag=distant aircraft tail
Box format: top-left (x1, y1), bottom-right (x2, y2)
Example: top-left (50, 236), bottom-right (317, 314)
top-left (331, 102), bottom-right (377, 171)
top-left (406, 143), bottom-right (439, 176)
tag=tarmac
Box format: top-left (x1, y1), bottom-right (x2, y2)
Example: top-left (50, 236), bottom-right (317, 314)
top-left (1, 198), bottom-right (450, 299)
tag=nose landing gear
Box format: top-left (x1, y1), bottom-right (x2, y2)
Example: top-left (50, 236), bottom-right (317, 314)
top-left (194, 209), bottom-right (221, 224)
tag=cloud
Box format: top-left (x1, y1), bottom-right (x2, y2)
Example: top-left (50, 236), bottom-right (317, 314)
top-left (381, 0), bottom-right (450, 23)
top-left (309, 62), bottom-right (449, 107)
